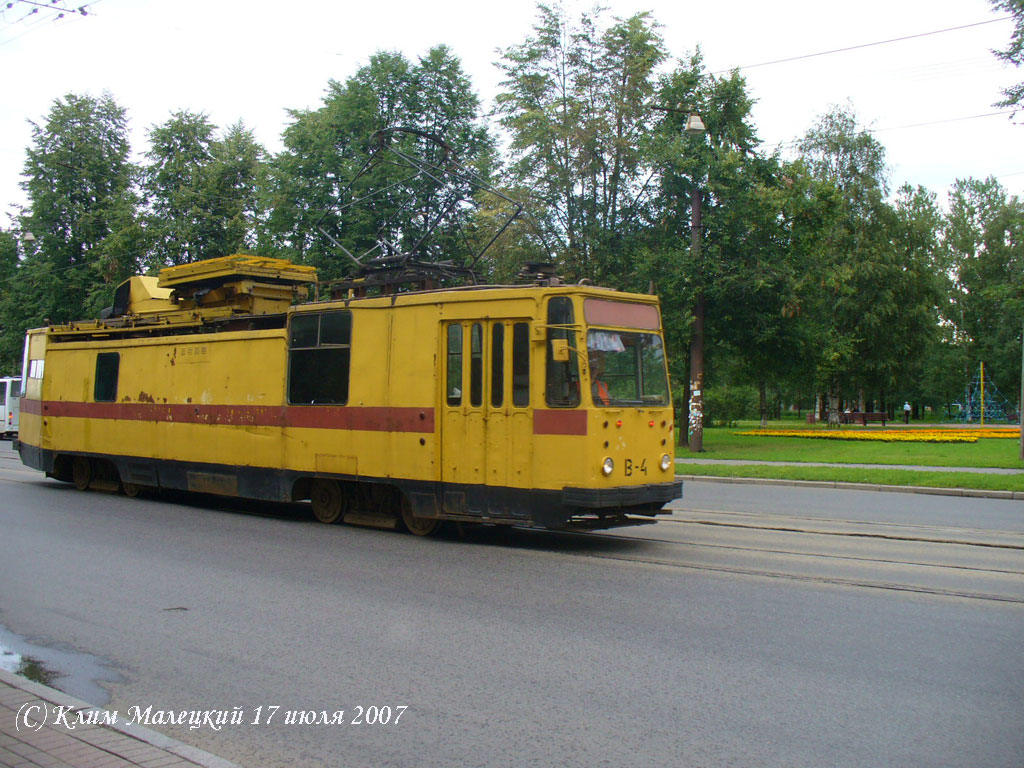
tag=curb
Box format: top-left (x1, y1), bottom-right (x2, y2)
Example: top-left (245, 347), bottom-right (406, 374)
top-left (675, 474), bottom-right (1023, 501)
top-left (0, 667), bottom-right (242, 768)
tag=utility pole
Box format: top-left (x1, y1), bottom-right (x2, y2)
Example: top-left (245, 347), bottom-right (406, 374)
top-left (1019, 322), bottom-right (1023, 460)
top-left (653, 104), bottom-right (707, 451)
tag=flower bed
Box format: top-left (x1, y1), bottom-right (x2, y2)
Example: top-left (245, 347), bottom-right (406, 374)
top-left (732, 429), bottom-right (995, 443)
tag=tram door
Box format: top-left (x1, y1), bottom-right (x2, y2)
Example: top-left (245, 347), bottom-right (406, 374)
top-left (441, 320), bottom-right (532, 515)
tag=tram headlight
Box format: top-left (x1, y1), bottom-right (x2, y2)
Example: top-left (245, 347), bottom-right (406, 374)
top-left (601, 457), bottom-right (614, 476)
top-left (660, 453), bottom-right (672, 472)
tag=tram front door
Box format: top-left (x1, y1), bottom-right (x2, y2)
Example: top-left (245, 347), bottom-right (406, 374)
top-left (440, 319), bottom-right (532, 519)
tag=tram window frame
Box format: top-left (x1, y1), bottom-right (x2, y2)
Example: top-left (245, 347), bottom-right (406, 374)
top-left (287, 310), bottom-right (352, 405)
top-left (512, 322), bottom-right (529, 407)
top-left (94, 352), bottom-right (120, 403)
top-left (447, 324), bottom-right (463, 406)
top-left (545, 297), bottom-right (581, 408)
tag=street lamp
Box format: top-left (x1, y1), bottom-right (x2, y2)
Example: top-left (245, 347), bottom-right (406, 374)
top-left (684, 113), bottom-right (707, 135)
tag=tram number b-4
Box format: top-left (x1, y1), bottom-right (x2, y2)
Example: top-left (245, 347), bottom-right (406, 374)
top-left (624, 458), bottom-right (648, 477)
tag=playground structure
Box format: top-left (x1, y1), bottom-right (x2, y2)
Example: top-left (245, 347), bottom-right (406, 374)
top-left (955, 363), bottom-right (1019, 424)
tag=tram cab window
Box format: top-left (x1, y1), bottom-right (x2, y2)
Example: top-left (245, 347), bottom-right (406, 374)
top-left (288, 311), bottom-right (351, 405)
top-left (94, 353), bottom-right (120, 402)
top-left (545, 297), bottom-right (580, 407)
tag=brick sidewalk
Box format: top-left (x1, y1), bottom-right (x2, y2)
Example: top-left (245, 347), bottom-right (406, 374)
top-left (0, 669), bottom-right (240, 768)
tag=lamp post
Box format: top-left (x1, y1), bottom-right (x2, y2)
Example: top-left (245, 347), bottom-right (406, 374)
top-left (655, 105), bottom-right (708, 452)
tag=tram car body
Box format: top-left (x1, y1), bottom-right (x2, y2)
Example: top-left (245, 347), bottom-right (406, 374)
top-left (17, 255), bottom-right (681, 533)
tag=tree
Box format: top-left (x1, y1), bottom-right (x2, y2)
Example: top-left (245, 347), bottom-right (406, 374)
top-left (143, 112), bottom-right (264, 268)
top-left (944, 177), bottom-right (1024, 407)
top-left (258, 47), bottom-right (492, 281)
top-left (797, 106), bottom-right (896, 423)
top-left (0, 230), bottom-right (19, 373)
top-left (887, 184), bottom-right (946, 409)
top-left (495, 4), bottom-right (666, 283)
top-left (645, 53), bottom-right (787, 441)
top-left (991, 0), bottom-right (1024, 108)
top-left (5, 92), bottom-right (139, 340)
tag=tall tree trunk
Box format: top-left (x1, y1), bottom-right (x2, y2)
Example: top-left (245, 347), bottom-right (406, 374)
top-left (679, 378), bottom-right (690, 447)
top-left (827, 378), bottom-right (841, 428)
top-left (759, 380), bottom-right (768, 428)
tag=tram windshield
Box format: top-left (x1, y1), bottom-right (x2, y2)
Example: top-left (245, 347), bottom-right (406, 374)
top-left (587, 329), bottom-right (669, 407)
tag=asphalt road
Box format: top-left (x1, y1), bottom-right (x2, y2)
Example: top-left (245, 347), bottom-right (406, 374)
top-left (1, 440), bottom-right (1022, 768)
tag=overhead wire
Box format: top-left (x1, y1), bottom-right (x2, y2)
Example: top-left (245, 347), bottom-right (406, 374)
top-left (762, 109), bottom-right (1018, 153)
top-left (712, 16), bottom-right (1013, 75)
top-left (0, 0), bottom-right (98, 47)
top-left (703, 15), bottom-right (1022, 185)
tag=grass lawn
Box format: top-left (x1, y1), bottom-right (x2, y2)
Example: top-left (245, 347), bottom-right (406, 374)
top-left (673, 423), bottom-right (1024, 492)
top-left (678, 463), bottom-right (1024, 493)
top-left (677, 424), bottom-right (1024, 468)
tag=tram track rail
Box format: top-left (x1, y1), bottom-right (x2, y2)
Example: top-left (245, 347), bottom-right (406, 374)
top-left (550, 509), bottom-right (1024, 605)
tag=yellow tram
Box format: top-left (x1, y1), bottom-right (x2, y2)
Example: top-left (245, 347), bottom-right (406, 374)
top-left (16, 254), bottom-right (681, 534)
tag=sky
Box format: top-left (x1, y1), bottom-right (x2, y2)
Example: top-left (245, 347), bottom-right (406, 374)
top-left (0, 0), bottom-right (1020, 224)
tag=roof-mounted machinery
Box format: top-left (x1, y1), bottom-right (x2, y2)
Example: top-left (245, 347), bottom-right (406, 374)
top-left (55, 255), bottom-right (317, 339)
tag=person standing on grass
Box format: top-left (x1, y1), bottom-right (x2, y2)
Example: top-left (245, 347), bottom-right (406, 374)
top-left (904, 401), bottom-right (911, 424)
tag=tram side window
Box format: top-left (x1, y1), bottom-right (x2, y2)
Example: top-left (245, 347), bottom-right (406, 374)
top-left (545, 297), bottom-right (580, 407)
top-left (491, 324), bottom-right (504, 408)
top-left (512, 322), bottom-right (529, 407)
top-left (288, 311), bottom-right (351, 405)
top-left (94, 353), bottom-right (120, 402)
top-left (447, 324), bottom-right (463, 406)
top-left (470, 323), bottom-right (483, 408)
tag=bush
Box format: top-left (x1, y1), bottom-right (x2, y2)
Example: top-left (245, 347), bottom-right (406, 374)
top-left (703, 384), bottom-right (758, 427)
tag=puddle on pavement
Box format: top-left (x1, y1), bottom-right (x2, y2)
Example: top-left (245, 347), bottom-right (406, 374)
top-left (0, 623), bottom-right (122, 706)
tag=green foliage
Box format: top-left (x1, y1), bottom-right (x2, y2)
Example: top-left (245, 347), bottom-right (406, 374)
top-left (787, 105), bottom-right (949, 419)
top-left (0, 230), bottom-right (19, 373)
top-left (495, 5), bottom-right (666, 284)
top-left (0, 92), bottom-right (140, 370)
top-left (678, 463), bottom-right (1024, 492)
top-left (143, 113), bottom-right (264, 268)
top-left (991, 0), bottom-right (1024, 108)
top-left (702, 383), bottom-right (757, 426)
top-left (258, 47), bottom-right (492, 282)
top-left (944, 176), bottom-right (1024, 403)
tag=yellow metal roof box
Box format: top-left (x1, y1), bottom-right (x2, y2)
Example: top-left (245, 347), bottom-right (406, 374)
top-left (158, 254), bottom-right (317, 289)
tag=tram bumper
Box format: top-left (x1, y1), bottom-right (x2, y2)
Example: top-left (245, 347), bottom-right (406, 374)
top-left (561, 479), bottom-right (682, 512)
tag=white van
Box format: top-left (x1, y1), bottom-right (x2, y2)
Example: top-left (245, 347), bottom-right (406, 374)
top-left (1, 376), bottom-right (20, 438)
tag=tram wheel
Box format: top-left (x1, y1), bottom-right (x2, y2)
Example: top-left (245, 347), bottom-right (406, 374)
top-left (71, 456), bottom-right (93, 491)
top-left (310, 479), bottom-right (346, 524)
top-left (121, 481), bottom-right (142, 498)
top-left (400, 495), bottom-right (439, 537)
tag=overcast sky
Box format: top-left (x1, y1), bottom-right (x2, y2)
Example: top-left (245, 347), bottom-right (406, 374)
top-left (0, 0), bottom-right (1019, 223)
